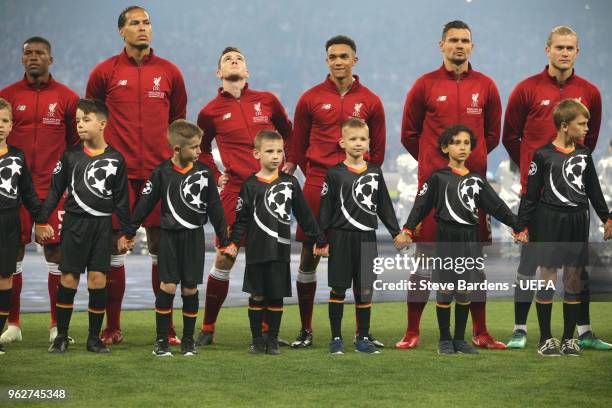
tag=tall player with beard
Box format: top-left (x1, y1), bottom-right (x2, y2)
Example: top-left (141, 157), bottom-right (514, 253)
top-left (224, 130), bottom-right (327, 355)
top-left (45, 99), bottom-right (131, 354)
top-left (517, 99), bottom-right (611, 356)
top-left (0, 37), bottom-right (79, 345)
top-left (86, 6), bottom-right (188, 346)
top-left (398, 21), bottom-right (504, 350)
top-left (319, 119), bottom-right (406, 354)
top-left (195, 47), bottom-right (294, 346)
top-left (502, 26), bottom-right (608, 350)
top-left (290, 35), bottom-right (387, 348)
top-left (124, 120), bottom-right (229, 357)
top-left (402, 125), bottom-right (525, 355)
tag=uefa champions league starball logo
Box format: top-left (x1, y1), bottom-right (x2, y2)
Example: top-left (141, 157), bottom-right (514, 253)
top-left (141, 180), bottom-right (153, 195)
top-left (180, 171), bottom-right (208, 213)
top-left (562, 154), bottom-right (587, 194)
top-left (458, 176), bottom-right (483, 213)
top-left (53, 160), bottom-right (62, 174)
top-left (321, 182), bottom-right (328, 197)
top-left (528, 161), bottom-right (537, 176)
top-left (264, 182), bottom-right (293, 224)
top-left (418, 182), bottom-right (428, 196)
top-left (352, 173), bottom-right (379, 214)
top-left (0, 156), bottom-right (23, 199)
top-left (83, 158), bottom-right (119, 199)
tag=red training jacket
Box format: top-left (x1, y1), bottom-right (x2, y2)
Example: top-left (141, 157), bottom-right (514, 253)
top-left (292, 75), bottom-right (386, 187)
top-left (0, 75), bottom-right (79, 196)
top-left (502, 66), bottom-right (601, 192)
top-left (401, 64), bottom-right (501, 186)
top-left (86, 49), bottom-right (187, 180)
top-left (197, 85), bottom-right (293, 194)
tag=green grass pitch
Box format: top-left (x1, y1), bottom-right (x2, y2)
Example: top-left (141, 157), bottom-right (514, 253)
top-left (2, 301), bottom-right (612, 407)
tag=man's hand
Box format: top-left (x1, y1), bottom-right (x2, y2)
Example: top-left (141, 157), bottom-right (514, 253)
top-left (218, 173), bottom-right (229, 189)
top-left (117, 235), bottom-right (133, 253)
top-left (282, 162), bottom-right (296, 175)
top-left (34, 224), bottom-right (55, 244)
top-left (604, 220), bottom-right (612, 241)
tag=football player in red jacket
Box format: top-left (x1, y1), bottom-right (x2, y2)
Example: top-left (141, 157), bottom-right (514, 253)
top-left (290, 35), bottom-right (387, 348)
top-left (0, 37), bottom-right (79, 345)
top-left (503, 26), bottom-right (609, 350)
top-left (86, 6), bottom-right (187, 346)
top-left (195, 47), bottom-right (294, 346)
top-left (398, 21), bottom-right (505, 350)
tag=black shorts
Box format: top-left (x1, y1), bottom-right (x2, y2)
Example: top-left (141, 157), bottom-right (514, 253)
top-left (328, 229), bottom-right (377, 290)
top-left (158, 228), bottom-right (205, 287)
top-left (243, 261), bottom-right (291, 299)
top-left (0, 209), bottom-right (20, 278)
top-left (432, 221), bottom-right (481, 286)
top-left (59, 213), bottom-right (112, 276)
top-left (530, 204), bottom-right (589, 268)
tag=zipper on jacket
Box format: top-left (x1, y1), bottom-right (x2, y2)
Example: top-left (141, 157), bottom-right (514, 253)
top-left (456, 78), bottom-right (461, 123)
top-left (33, 88), bottom-right (40, 176)
top-left (237, 98), bottom-right (253, 141)
top-left (138, 66), bottom-right (143, 179)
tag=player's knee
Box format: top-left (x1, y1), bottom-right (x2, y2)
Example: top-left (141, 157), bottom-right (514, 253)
top-left (160, 282), bottom-right (177, 294)
top-left (0, 276), bottom-right (11, 289)
top-left (87, 272), bottom-right (107, 289)
top-left (61, 273), bottom-right (79, 289)
top-left (181, 285), bottom-right (197, 296)
top-left (456, 291), bottom-right (471, 304)
top-left (436, 290), bottom-right (454, 304)
top-left (354, 288), bottom-right (372, 304)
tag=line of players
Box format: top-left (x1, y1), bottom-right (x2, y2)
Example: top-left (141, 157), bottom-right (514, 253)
top-left (0, 6), bottom-right (610, 354)
top-left (0, 96), bottom-right (609, 357)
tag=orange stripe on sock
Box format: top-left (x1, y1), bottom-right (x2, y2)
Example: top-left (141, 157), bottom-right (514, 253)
top-left (182, 312), bottom-right (198, 318)
top-left (267, 307), bottom-right (284, 312)
top-left (248, 306), bottom-right (264, 311)
top-left (563, 301), bottom-right (581, 305)
top-left (535, 299), bottom-right (553, 304)
top-left (329, 299), bottom-right (344, 304)
top-left (355, 303), bottom-right (372, 309)
top-left (456, 301), bottom-right (471, 306)
top-left (88, 308), bottom-right (105, 314)
top-left (155, 308), bottom-right (172, 315)
top-left (56, 303), bottom-right (73, 309)
top-left (436, 303), bottom-right (451, 308)
top-left (0, 311), bottom-right (9, 316)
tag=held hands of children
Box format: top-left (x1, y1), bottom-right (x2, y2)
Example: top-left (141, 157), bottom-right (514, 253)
top-left (221, 243), bottom-right (238, 259)
top-left (512, 229), bottom-right (529, 243)
top-left (34, 224), bottom-right (55, 244)
top-left (604, 220), bottom-right (612, 241)
top-left (393, 229), bottom-right (412, 250)
top-left (312, 243), bottom-right (329, 257)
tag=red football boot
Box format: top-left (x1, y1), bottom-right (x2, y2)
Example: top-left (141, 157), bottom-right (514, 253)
top-left (395, 332), bottom-right (420, 349)
top-left (472, 332), bottom-right (507, 349)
